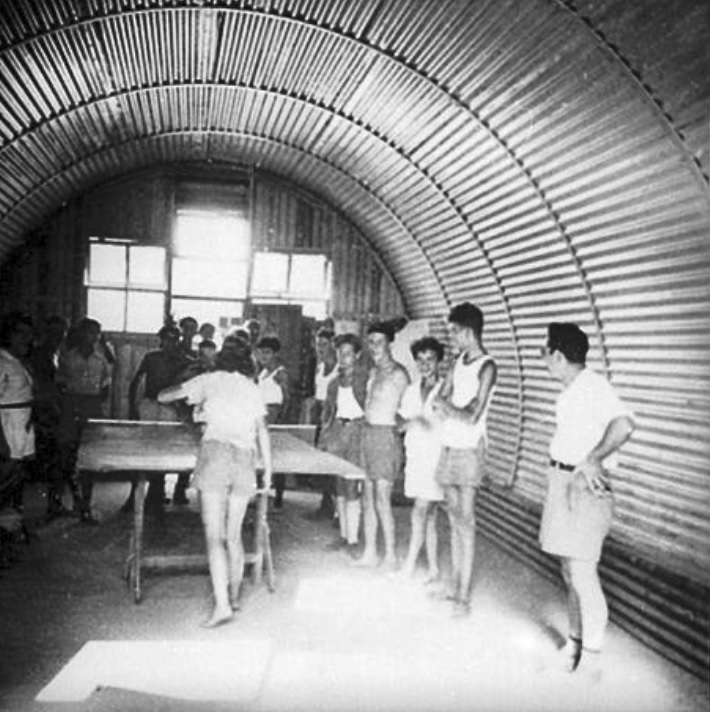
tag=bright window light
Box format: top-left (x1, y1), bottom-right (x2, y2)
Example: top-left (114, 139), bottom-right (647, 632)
top-left (251, 252), bottom-right (289, 295)
top-left (126, 291), bottom-right (165, 332)
top-left (89, 244), bottom-right (126, 285)
top-left (174, 212), bottom-right (250, 261)
top-left (87, 288), bottom-right (126, 331)
top-left (128, 246), bottom-right (166, 288)
top-left (289, 254), bottom-right (326, 297)
top-left (171, 258), bottom-right (249, 299)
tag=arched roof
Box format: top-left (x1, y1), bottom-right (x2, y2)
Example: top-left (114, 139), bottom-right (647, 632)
top-left (1, 0), bottom-right (709, 573)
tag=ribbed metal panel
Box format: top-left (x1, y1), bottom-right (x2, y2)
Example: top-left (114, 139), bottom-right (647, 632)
top-left (0, 0), bottom-right (708, 676)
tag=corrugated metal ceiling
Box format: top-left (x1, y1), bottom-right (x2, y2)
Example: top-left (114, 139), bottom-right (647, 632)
top-left (0, 0), bottom-right (709, 580)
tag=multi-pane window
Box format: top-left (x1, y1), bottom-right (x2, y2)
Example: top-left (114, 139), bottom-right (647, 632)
top-left (251, 251), bottom-right (331, 319)
top-left (85, 239), bottom-right (166, 332)
top-left (170, 211), bottom-right (250, 329)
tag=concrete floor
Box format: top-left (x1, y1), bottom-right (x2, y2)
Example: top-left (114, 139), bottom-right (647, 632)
top-left (0, 480), bottom-right (707, 712)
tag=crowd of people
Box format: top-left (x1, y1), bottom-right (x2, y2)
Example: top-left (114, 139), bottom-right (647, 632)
top-left (0, 301), bottom-right (635, 671)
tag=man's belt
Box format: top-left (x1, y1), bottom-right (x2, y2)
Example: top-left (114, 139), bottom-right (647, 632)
top-left (549, 458), bottom-right (575, 472)
top-left (0, 400), bottom-right (33, 409)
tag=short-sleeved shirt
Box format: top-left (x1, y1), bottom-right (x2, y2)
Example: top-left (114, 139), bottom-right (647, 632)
top-left (57, 347), bottom-right (112, 396)
top-left (0, 348), bottom-right (35, 459)
top-left (181, 371), bottom-right (266, 450)
top-left (549, 368), bottom-right (634, 468)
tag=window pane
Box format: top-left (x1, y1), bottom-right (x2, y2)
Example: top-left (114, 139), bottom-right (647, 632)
top-left (298, 300), bottom-right (328, 320)
top-left (87, 288), bottom-right (126, 331)
top-left (171, 258), bottom-right (248, 298)
top-left (171, 298), bottom-right (243, 342)
top-left (290, 254), bottom-right (327, 297)
top-left (129, 246), bottom-right (166, 288)
top-left (126, 291), bottom-right (165, 333)
top-left (174, 213), bottom-right (250, 261)
top-left (251, 252), bottom-right (289, 295)
top-left (88, 244), bottom-right (126, 285)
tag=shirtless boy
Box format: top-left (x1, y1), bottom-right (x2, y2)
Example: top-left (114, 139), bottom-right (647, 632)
top-left (358, 322), bottom-right (410, 568)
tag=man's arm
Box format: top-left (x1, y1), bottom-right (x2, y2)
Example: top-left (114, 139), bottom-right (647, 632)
top-left (127, 358), bottom-right (147, 419)
top-left (256, 416), bottom-right (273, 492)
top-left (275, 368), bottom-right (291, 423)
top-left (433, 360), bottom-right (497, 424)
top-left (157, 383), bottom-right (187, 404)
top-left (575, 415), bottom-right (636, 495)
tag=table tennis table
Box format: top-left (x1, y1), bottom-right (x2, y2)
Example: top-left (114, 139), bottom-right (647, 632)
top-left (78, 419), bottom-right (364, 603)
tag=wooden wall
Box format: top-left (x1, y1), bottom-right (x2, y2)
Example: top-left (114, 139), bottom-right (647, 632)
top-left (0, 165), bottom-right (403, 326)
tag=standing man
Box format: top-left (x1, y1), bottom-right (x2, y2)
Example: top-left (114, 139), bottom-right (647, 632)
top-left (433, 302), bottom-right (497, 617)
top-left (0, 313), bottom-right (36, 517)
top-left (358, 322), bottom-right (410, 569)
top-left (123, 325), bottom-right (189, 511)
top-left (56, 317), bottom-right (113, 524)
top-left (304, 326), bottom-right (339, 520)
top-left (319, 333), bottom-right (368, 556)
top-left (539, 322), bottom-right (634, 674)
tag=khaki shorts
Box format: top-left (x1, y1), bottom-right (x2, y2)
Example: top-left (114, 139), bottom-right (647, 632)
top-left (320, 418), bottom-right (363, 496)
top-left (191, 440), bottom-right (256, 496)
top-left (539, 467), bottom-right (614, 562)
top-left (361, 424), bottom-right (403, 483)
top-left (435, 440), bottom-right (486, 488)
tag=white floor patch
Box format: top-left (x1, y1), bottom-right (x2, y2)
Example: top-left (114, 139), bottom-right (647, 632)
top-left (294, 575), bottom-right (438, 617)
top-left (36, 639), bottom-right (272, 702)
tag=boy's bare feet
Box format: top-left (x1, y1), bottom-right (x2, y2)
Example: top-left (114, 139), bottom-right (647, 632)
top-left (200, 606), bottom-right (233, 628)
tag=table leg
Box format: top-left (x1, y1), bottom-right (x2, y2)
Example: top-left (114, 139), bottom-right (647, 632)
top-left (132, 474), bottom-right (147, 603)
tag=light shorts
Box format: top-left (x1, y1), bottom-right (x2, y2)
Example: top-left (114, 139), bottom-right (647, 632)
top-left (361, 424), bottom-right (403, 483)
top-left (191, 439), bottom-right (257, 496)
top-left (435, 439), bottom-right (486, 488)
top-left (320, 418), bottom-right (363, 496)
top-left (539, 467), bottom-right (614, 562)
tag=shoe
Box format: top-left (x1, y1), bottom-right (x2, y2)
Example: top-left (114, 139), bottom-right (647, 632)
top-left (80, 511), bottom-right (99, 526)
top-left (326, 537), bottom-right (347, 551)
top-left (561, 637), bottom-right (583, 673)
top-left (345, 543), bottom-right (360, 559)
top-left (452, 599), bottom-right (471, 618)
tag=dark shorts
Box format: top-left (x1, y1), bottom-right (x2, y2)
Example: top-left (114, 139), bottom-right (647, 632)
top-left (539, 467), bottom-right (614, 562)
top-left (435, 440), bottom-right (486, 488)
top-left (320, 419), bottom-right (363, 496)
top-left (191, 440), bottom-right (256, 496)
top-left (361, 424), bottom-right (403, 483)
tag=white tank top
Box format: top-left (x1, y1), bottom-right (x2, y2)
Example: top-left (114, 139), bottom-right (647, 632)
top-left (315, 362), bottom-right (338, 401)
top-left (258, 366), bottom-right (284, 406)
top-left (440, 354), bottom-right (494, 448)
top-left (336, 385), bottom-right (365, 420)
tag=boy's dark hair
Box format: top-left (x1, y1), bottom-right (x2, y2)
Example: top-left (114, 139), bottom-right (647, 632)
top-left (215, 341), bottom-right (255, 377)
top-left (448, 302), bottom-right (483, 338)
top-left (256, 336), bottom-right (281, 353)
top-left (158, 325), bottom-right (180, 341)
top-left (367, 321), bottom-right (395, 342)
top-left (547, 322), bottom-right (589, 365)
top-left (0, 311), bottom-right (33, 347)
top-left (334, 333), bottom-right (362, 353)
top-left (198, 339), bottom-right (216, 351)
top-left (316, 327), bottom-right (335, 341)
top-left (410, 336), bottom-right (444, 361)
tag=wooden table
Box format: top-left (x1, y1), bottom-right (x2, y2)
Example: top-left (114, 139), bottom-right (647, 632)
top-left (78, 419), bottom-right (364, 603)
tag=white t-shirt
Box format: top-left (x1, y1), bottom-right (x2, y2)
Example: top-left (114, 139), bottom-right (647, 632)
top-left (181, 371), bottom-right (266, 450)
top-left (439, 354), bottom-right (495, 449)
top-left (549, 368), bottom-right (634, 468)
top-left (336, 385), bottom-right (365, 420)
top-left (314, 362), bottom-right (338, 402)
top-left (258, 366), bottom-right (285, 406)
top-left (0, 348), bottom-right (35, 459)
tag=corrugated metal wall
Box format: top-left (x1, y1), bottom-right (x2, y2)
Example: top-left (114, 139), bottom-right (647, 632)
top-left (0, 0), bottom-right (708, 678)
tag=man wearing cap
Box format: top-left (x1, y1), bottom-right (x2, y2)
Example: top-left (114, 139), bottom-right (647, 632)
top-left (539, 322), bottom-right (635, 675)
top-left (357, 321), bottom-right (410, 569)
